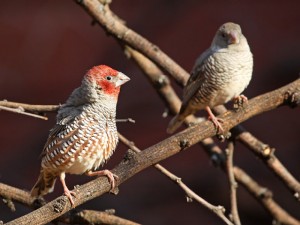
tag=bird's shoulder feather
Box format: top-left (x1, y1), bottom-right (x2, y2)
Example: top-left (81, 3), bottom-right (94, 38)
top-left (183, 48), bottom-right (213, 103)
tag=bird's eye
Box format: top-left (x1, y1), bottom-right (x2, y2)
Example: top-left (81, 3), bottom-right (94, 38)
top-left (106, 76), bottom-right (112, 81)
top-left (221, 33), bottom-right (226, 38)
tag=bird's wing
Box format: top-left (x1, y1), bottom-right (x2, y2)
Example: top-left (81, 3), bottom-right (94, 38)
top-left (40, 109), bottom-right (77, 155)
top-left (182, 49), bottom-right (212, 104)
top-left (40, 124), bottom-right (65, 158)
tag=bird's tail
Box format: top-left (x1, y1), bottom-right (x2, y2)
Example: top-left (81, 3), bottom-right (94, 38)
top-left (167, 115), bottom-right (184, 134)
top-left (31, 170), bottom-right (57, 197)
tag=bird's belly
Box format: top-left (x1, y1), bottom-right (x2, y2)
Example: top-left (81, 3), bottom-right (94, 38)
top-left (64, 133), bottom-right (118, 175)
top-left (209, 74), bottom-right (251, 107)
top-left (65, 155), bottom-right (97, 175)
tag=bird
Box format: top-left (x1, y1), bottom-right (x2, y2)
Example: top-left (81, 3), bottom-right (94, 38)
top-left (167, 22), bottom-right (253, 134)
top-left (31, 65), bottom-right (130, 206)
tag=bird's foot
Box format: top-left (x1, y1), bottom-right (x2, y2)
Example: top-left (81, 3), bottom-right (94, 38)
top-left (208, 115), bottom-right (224, 133)
top-left (63, 188), bottom-right (77, 207)
top-left (60, 173), bottom-right (76, 207)
top-left (233, 94), bottom-right (248, 109)
top-left (206, 106), bottom-right (224, 134)
top-left (86, 169), bottom-right (119, 190)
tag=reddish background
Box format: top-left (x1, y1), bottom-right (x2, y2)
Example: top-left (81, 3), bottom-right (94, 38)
top-left (0, 1), bottom-right (299, 224)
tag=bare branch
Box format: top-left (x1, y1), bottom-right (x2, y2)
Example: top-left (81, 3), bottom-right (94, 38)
top-left (6, 78), bottom-right (300, 225)
top-left (124, 43), bottom-right (300, 205)
top-left (226, 142), bottom-right (241, 225)
top-left (63, 209), bottom-right (141, 225)
top-left (234, 167), bottom-right (300, 225)
top-left (204, 143), bottom-right (300, 225)
top-left (116, 118), bottom-right (136, 123)
top-left (0, 183), bottom-right (140, 225)
top-left (87, 1), bottom-right (300, 204)
top-left (0, 100), bottom-right (59, 112)
top-left (118, 133), bottom-right (233, 225)
top-left (0, 106), bottom-right (48, 120)
top-left (214, 105), bottom-right (300, 200)
top-left (75, 0), bottom-right (189, 86)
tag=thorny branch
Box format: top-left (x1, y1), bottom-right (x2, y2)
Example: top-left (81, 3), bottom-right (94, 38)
top-left (4, 78), bottom-right (300, 224)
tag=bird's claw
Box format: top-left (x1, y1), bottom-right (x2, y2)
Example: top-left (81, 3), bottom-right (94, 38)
top-left (64, 189), bottom-right (77, 207)
top-left (233, 94), bottom-right (248, 109)
top-left (86, 169), bottom-right (118, 190)
top-left (208, 116), bottom-right (224, 133)
top-left (104, 170), bottom-right (119, 190)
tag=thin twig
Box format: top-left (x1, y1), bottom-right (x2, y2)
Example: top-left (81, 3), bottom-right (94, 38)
top-left (214, 105), bottom-right (300, 199)
top-left (204, 141), bottom-right (300, 225)
top-left (234, 167), bottom-right (300, 225)
top-left (116, 118), bottom-right (136, 123)
top-left (226, 142), bottom-right (241, 225)
top-left (0, 100), bottom-right (59, 112)
top-left (0, 106), bottom-right (48, 120)
top-left (6, 78), bottom-right (300, 225)
top-left (118, 133), bottom-right (233, 225)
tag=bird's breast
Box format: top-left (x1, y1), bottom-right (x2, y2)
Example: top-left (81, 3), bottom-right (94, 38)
top-left (41, 109), bottom-right (118, 175)
top-left (204, 50), bottom-right (253, 106)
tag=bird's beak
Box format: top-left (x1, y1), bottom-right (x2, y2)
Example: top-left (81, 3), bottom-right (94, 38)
top-left (228, 31), bottom-right (239, 44)
top-left (115, 72), bottom-right (130, 87)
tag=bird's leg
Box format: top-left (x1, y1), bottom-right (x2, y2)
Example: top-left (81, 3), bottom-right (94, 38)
top-left (233, 94), bottom-right (248, 109)
top-left (86, 169), bottom-right (119, 190)
top-left (205, 106), bottom-right (224, 133)
top-left (59, 173), bottom-right (76, 207)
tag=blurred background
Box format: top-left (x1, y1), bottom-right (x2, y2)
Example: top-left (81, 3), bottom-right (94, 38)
top-left (0, 1), bottom-right (299, 224)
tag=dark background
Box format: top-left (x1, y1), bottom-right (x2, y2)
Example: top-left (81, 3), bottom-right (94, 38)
top-left (0, 1), bottom-right (299, 224)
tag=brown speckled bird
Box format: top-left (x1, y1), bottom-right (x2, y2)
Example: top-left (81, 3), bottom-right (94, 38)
top-left (31, 65), bottom-right (130, 206)
top-left (167, 22), bottom-right (253, 134)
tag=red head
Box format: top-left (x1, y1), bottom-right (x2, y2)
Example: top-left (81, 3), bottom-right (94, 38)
top-left (85, 65), bottom-right (130, 98)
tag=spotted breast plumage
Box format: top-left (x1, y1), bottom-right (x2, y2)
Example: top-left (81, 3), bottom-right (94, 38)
top-left (31, 65), bottom-right (130, 206)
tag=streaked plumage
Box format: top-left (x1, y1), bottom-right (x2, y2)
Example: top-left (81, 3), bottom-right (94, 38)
top-left (31, 65), bottom-right (130, 206)
top-left (167, 22), bottom-right (253, 133)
